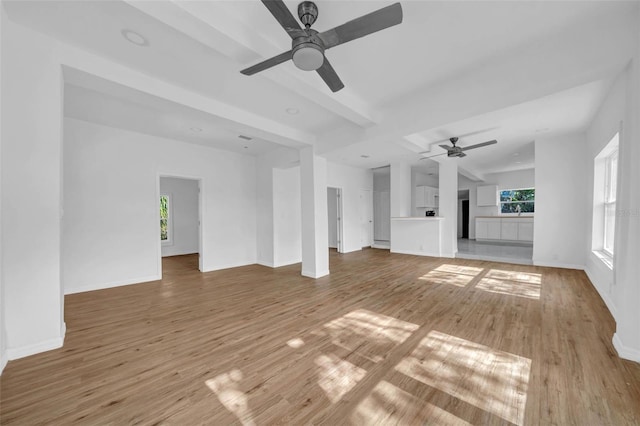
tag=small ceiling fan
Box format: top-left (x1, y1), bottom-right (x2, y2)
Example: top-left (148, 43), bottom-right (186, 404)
top-left (240, 1), bottom-right (403, 92)
top-left (420, 137), bottom-right (498, 159)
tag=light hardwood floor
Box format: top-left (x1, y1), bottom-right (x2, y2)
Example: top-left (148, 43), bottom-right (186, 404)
top-left (2, 250), bottom-right (640, 425)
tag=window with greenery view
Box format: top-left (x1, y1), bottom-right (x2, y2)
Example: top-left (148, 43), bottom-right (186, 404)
top-left (500, 188), bottom-right (535, 214)
top-left (160, 195), bottom-right (170, 242)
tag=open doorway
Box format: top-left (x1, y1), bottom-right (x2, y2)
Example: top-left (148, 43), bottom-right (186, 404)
top-left (457, 190), bottom-right (470, 239)
top-left (159, 175), bottom-right (202, 275)
top-left (327, 187), bottom-right (344, 253)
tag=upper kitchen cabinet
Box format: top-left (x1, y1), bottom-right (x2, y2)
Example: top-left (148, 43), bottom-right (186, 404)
top-left (477, 185), bottom-right (498, 206)
top-left (416, 186), bottom-right (439, 208)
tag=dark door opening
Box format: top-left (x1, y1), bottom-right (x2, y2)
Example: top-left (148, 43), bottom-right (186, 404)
top-left (462, 200), bottom-right (469, 239)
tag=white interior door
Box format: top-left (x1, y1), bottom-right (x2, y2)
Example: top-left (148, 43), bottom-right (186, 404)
top-left (359, 189), bottom-right (373, 247)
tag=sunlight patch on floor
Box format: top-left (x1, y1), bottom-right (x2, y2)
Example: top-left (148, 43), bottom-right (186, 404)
top-left (419, 264), bottom-right (484, 287)
top-left (205, 369), bottom-right (255, 426)
top-left (394, 330), bottom-right (531, 426)
top-left (351, 380), bottom-right (472, 425)
top-left (286, 338), bottom-right (305, 348)
top-left (475, 269), bottom-right (542, 300)
top-left (315, 353), bottom-right (367, 403)
top-left (318, 309), bottom-right (419, 363)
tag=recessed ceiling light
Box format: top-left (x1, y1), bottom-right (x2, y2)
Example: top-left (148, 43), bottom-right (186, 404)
top-left (360, 154), bottom-right (370, 158)
top-left (238, 135), bottom-right (252, 141)
top-left (190, 127), bottom-right (202, 133)
top-left (286, 108), bottom-right (299, 115)
top-left (512, 152), bottom-right (520, 157)
top-left (515, 161), bottom-right (522, 164)
top-left (121, 29), bottom-right (149, 47)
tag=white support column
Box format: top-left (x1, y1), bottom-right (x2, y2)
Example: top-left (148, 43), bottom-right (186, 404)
top-left (438, 159), bottom-right (458, 258)
top-left (299, 146), bottom-right (329, 278)
top-left (390, 162), bottom-right (411, 218)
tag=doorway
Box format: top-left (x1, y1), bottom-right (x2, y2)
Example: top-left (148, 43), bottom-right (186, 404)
top-left (158, 175), bottom-right (202, 275)
top-left (462, 200), bottom-right (469, 239)
top-left (327, 187), bottom-right (344, 253)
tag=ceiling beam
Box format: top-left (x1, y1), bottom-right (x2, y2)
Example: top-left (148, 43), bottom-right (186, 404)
top-left (124, 0), bottom-right (377, 128)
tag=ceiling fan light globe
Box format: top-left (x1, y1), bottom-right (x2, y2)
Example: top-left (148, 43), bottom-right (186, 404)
top-left (292, 43), bottom-right (324, 71)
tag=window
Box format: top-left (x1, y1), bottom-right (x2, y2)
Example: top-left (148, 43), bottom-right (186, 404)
top-left (592, 132), bottom-right (619, 264)
top-left (500, 188), bottom-right (535, 214)
top-left (160, 194), bottom-right (171, 243)
top-left (603, 146), bottom-right (618, 256)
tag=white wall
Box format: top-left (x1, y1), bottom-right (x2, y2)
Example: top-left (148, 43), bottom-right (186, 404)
top-left (273, 166), bottom-right (301, 267)
top-left (533, 134), bottom-right (589, 269)
top-left (160, 177), bottom-right (199, 257)
top-left (326, 162), bottom-right (373, 253)
top-left (458, 168), bottom-right (535, 239)
top-left (585, 36), bottom-right (640, 362)
top-left (0, 2), bottom-right (5, 374)
top-left (1, 15), bottom-right (65, 360)
top-left (63, 118), bottom-right (257, 293)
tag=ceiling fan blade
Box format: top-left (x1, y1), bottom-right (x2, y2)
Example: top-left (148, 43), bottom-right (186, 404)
top-left (240, 50), bottom-right (293, 75)
top-left (461, 140), bottom-right (498, 151)
top-left (261, 0), bottom-right (302, 38)
top-left (458, 152), bottom-right (467, 158)
top-left (439, 144), bottom-right (454, 151)
top-left (317, 3), bottom-right (403, 50)
top-left (316, 58), bottom-right (344, 92)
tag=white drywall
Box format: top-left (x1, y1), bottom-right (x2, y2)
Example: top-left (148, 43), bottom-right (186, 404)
top-left (273, 166), bottom-right (302, 267)
top-left (583, 36), bottom-right (640, 362)
top-left (390, 162), bottom-right (411, 217)
top-left (585, 70), bottom-right (626, 314)
top-left (1, 16), bottom-right (65, 359)
top-left (0, 4), bottom-right (5, 375)
top-left (533, 134), bottom-right (589, 269)
top-left (300, 147), bottom-right (329, 278)
top-left (63, 118), bottom-right (257, 293)
top-left (327, 188), bottom-right (338, 248)
top-left (438, 159), bottom-right (458, 257)
top-left (326, 162), bottom-right (374, 253)
top-left (160, 177), bottom-right (199, 257)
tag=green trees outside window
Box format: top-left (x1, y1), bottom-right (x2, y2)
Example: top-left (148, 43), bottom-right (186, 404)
top-left (160, 195), bottom-right (169, 241)
top-left (500, 189), bottom-right (535, 214)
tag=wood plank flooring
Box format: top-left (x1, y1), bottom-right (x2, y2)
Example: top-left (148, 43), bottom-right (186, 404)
top-left (2, 250), bottom-right (640, 425)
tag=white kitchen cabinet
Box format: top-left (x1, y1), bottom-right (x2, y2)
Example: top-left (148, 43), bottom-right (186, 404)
top-left (517, 222), bottom-right (534, 241)
top-left (415, 186), bottom-right (438, 208)
top-left (501, 222), bottom-right (518, 240)
top-left (477, 185), bottom-right (498, 206)
top-left (475, 217), bottom-right (533, 242)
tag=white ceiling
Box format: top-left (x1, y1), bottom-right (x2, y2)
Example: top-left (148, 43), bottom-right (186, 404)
top-left (4, 0), bottom-right (638, 177)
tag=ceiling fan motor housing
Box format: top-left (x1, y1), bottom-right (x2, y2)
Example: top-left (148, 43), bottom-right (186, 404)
top-left (292, 28), bottom-right (325, 71)
top-left (298, 1), bottom-right (319, 28)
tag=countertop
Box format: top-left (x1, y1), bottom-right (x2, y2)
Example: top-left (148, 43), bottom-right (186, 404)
top-left (391, 217), bottom-right (444, 220)
top-left (475, 216), bottom-right (534, 219)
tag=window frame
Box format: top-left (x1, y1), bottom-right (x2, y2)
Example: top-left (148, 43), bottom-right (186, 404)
top-left (499, 188), bottom-right (535, 215)
top-left (602, 149), bottom-right (618, 257)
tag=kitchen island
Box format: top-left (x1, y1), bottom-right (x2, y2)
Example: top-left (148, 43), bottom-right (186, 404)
top-left (390, 217), bottom-right (444, 257)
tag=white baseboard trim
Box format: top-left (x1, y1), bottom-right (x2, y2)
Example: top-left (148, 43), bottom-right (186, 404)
top-left (202, 261), bottom-right (254, 273)
top-left (371, 244), bottom-right (390, 249)
top-left (584, 267), bottom-right (618, 319)
top-left (1, 351), bottom-right (7, 375)
top-left (532, 260), bottom-right (585, 270)
top-left (273, 259), bottom-right (302, 268)
top-left (65, 274), bottom-right (161, 295)
top-left (390, 249), bottom-right (441, 258)
top-left (302, 269), bottom-right (330, 279)
top-left (613, 333), bottom-right (640, 363)
top-left (7, 334), bottom-right (64, 360)
top-left (257, 260), bottom-right (275, 268)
